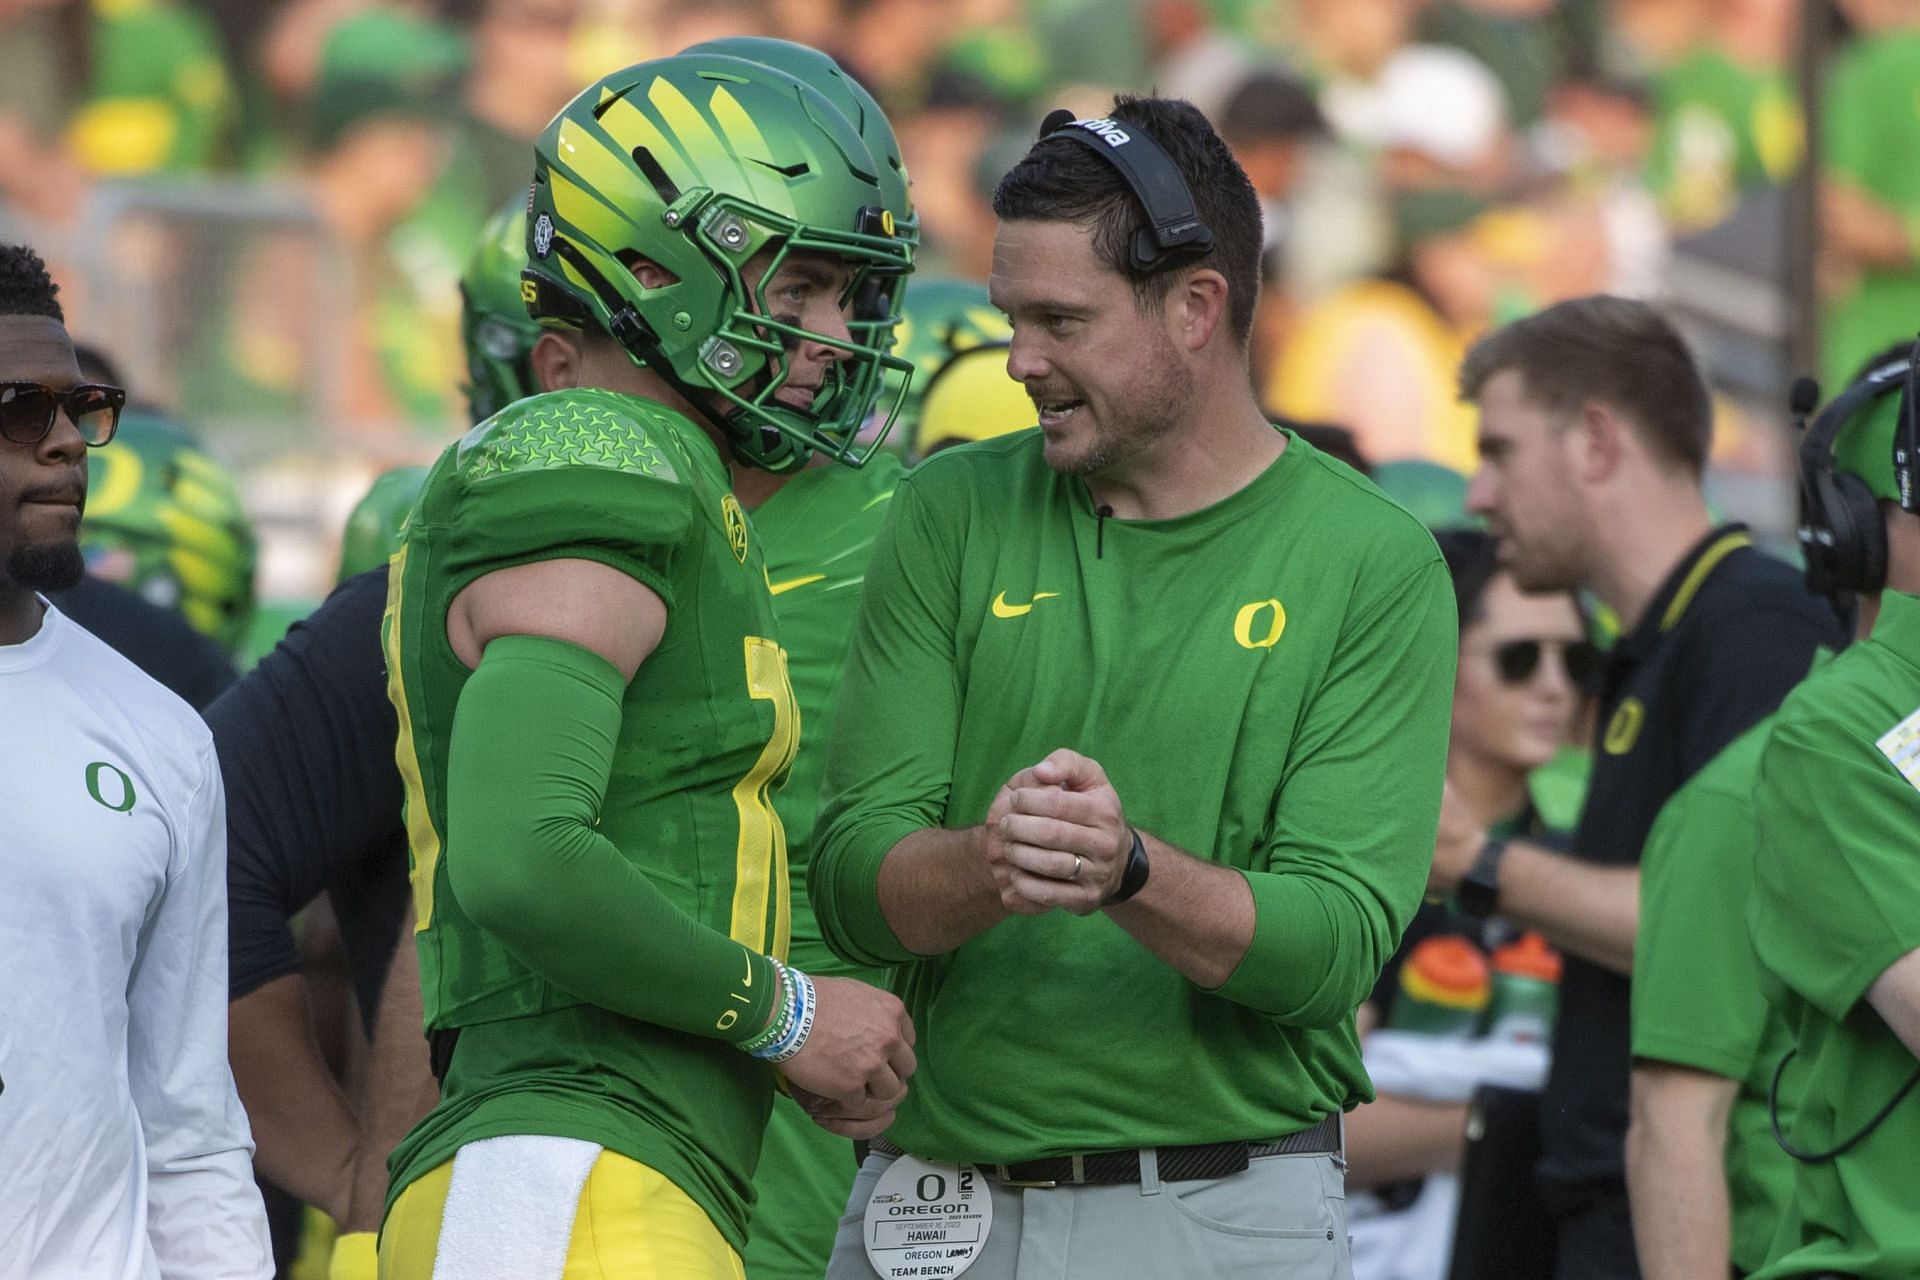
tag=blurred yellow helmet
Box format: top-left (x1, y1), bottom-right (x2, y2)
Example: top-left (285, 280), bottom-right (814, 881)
top-left (913, 344), bottom-right (1034, 458)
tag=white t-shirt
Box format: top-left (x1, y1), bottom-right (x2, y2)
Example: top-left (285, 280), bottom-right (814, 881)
top-left (0, 600), bottom-right (270, 1280)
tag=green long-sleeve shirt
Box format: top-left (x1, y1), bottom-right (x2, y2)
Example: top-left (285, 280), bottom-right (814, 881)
top-left (812, 429), bottom-right (1455, 1163)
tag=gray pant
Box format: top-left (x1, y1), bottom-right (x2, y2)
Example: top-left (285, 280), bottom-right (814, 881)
top-left (826, 1147), bottom-right (1352, 1280)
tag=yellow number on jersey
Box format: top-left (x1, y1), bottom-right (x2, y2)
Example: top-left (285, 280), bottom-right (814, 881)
top-left (383, 545), bottom-right (445, 932)
top-left (729, 637), bottom-right (800, 961)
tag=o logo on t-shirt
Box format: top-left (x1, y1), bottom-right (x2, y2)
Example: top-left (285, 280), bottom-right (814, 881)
top-left (86, 762), bottom-right (137, 814)
top-left (1233, 599), bottom-right (1287, 650)
top-left (1604, 698), bottom-right (1645, 756)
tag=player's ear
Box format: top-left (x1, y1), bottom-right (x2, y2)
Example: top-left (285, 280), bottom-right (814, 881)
top-left (530, 331), bottom-right (584, 393)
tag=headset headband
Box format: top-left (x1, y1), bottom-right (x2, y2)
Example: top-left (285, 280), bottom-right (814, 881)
top-left (1038, 108), bottom-right (1215, 274)
top-left (1801, 356), bottom-right (1908, 478)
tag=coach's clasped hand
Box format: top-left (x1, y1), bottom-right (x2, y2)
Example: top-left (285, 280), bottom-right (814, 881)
top-left (986, 748), bottom-right (1138, 916)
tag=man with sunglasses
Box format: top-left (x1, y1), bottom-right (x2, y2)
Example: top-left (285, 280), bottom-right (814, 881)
top-left (1428, 297), bottom-right (1844, 1280)
top-left (0, 242), bottom-right (273, 1278)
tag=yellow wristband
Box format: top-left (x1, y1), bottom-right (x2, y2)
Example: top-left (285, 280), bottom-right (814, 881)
top-left (328, 1230), bottom-right (379, 1280)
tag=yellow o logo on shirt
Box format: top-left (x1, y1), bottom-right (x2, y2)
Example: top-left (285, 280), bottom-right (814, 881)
top-left (1233, 599), bottom-right (1287, 650)
top-left (1604, 698), bottom-right (1645, 756)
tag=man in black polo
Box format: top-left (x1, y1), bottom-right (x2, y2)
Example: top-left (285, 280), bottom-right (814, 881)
top-left (1423, 296), bottom-right (1844, 1280)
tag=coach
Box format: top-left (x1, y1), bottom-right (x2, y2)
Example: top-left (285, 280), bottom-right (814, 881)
top-left (811, 95), bottom-right (1455, 1280)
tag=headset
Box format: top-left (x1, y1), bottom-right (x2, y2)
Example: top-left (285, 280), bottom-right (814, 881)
top-left (1036, 107), bottom-right (1215, 275)
top-left (1795, 333), bottom-right (1920, 595)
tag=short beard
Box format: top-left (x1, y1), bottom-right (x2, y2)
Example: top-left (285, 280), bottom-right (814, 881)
top-left (7, 540), bottom-right (85, 592)
top-left (1052, 339), bottom-right (1192, 479)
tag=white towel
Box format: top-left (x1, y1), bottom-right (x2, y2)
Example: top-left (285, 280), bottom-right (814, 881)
top-left (1362, 1031), bottom-right (1548, 1104)
top-left (432, 1135), bottom-right (603, 1280)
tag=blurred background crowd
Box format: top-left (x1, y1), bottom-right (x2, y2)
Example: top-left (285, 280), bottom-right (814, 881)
top-left (3, 0), bottom-right (1916, 655)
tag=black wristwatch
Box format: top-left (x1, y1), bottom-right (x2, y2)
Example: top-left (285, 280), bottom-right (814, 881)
top-left (1104, 828), bottom-right (1151, 906)
top-left (1456, 835), bottom-right (1507, 920)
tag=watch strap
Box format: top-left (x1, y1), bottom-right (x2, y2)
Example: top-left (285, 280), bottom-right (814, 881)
top-left (1105, 828), bottom-right (1151, 905)
top-left (1456, 836), bottom-right (1508, 920)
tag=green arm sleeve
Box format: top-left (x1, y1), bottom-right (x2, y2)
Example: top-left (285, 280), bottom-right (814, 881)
top-left (1214, 555), bottom-right (1457, 1025)
top-left (1632, 750), bottom-right (1771, 1078)
top-left (812, 478), bottom-right (962, 968)
top-left (446, 633), bottom-right (777, 1043)
top-left (1751, 713), bottom-right (1920, 1023)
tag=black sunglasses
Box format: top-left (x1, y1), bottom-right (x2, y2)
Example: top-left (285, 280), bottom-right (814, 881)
top-left (0, 381), bottom-right (126, 448)
top-left (1492, 638), bottom-right (1600, 687)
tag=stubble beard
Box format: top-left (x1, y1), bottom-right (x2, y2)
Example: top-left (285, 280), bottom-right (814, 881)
top-left (1051, 334), bottom-right (1194, 479)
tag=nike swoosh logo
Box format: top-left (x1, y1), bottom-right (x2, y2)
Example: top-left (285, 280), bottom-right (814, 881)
top-left (769, 574), bottom-right (827, 596)
top-left (991, 590), bottom-right (1060, 618)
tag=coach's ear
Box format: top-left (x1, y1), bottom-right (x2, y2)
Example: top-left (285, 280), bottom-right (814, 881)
top-left (1171, 267), bottom-right (1229, 355)
top-left (530, 330), bottom-right (585, 393)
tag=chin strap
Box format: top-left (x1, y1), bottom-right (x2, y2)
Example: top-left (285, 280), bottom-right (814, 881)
top-left (547, 236), bottom-right (808, 472)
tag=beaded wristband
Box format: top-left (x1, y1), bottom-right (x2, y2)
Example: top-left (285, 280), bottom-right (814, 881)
top-left (758, 968), bottom-right (816, 1064)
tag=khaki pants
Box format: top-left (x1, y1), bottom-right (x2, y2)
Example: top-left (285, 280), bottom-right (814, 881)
top-left (826, 1146), bottom-right (1352, 1280)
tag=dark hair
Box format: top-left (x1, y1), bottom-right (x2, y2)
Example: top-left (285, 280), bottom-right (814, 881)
top-left (1219, 70), bottom-right (1326, 145)
top-left (0, 244), bottom-right (64, 322)
top-left (1434, 527), bottom-right (1502, 627)
top-left (991, 95), bottom-right (1264, 344)
top-left (1457, 295), bottom-right (1711, 474)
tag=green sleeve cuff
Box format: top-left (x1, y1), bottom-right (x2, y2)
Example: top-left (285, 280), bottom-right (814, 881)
top-left (448, 633), bottom-right (778, 1044)
top-left (1213, 868), bottom-right (1368, 1026)
top-left (809, 813), bottom-right (922, 968)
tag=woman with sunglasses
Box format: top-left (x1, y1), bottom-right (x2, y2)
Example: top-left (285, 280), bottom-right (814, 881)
top-left (1345, 526), bottom-right (1595, 1280)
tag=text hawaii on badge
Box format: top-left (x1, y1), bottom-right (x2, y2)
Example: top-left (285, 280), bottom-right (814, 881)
top-left (863, 1153), bottom-right (994, 1279)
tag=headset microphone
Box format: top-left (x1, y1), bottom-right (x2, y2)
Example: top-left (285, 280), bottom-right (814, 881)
top-left (1790, 376), bottom-right (1821, 419)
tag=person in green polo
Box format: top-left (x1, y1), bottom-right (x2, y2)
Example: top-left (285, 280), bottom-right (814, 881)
top-left (1746, 352), bottom-right (1920, 1280)
top-left (812, 96), bottom-right (1455, 1280)
top-left (1627, 704), bottom-right (1811, 1278)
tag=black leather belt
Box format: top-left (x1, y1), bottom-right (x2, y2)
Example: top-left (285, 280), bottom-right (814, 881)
top-left (871, 1114), bottom-right (1342, 1188)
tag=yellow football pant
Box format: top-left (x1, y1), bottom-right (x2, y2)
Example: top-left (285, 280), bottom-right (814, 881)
top-left (379, 1147), bottom-right (745, 1280)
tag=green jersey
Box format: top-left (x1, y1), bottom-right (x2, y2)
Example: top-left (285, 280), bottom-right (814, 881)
top-left (1632, 709), bottom-right (1807, 1274)
top-left (742, 454), bottom-right (902, 1280)
top-left (1647, 48), bottom-right (1799, 234)
top-left (1749, 591), bottom-right (1920, 1280)
top-left (1822, 30), bottom-right (1920, 390)
top-left (813, 429), bottom-right (1456, 1163)
top-left (754, 454), bottom-right (904, 983)
top-left (382, 388), bottom-right (798, 1248)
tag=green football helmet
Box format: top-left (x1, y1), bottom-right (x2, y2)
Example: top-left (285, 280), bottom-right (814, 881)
top-left (460, 200), bottom-right (542, 424)
top-left (337, 465), bottom-right (431, 584)
top-left (521, 54), bottom-right (914, 472)
top-left (681, 38), bottom-right (919, 374)
top-left (883, 277), bottom-right (1013, 443)
top-left (80, 412), bottom-right (258, 655)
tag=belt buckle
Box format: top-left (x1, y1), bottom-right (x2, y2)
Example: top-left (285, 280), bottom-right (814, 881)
top-left (996, 1153), bottom-right (1087, 1188)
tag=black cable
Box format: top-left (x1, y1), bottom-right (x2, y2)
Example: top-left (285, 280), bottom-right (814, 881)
top-left (1769, 1048), bottom-right (1920, 1163)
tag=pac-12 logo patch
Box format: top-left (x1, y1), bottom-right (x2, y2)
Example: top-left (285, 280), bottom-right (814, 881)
top-left (722, 494), bottom-right (749, 564)
top-left (532, 213), bottom-right (555, 259)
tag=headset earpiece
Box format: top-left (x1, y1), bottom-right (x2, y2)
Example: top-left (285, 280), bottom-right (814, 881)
top-left (1798, 360), bottom-right (1904, 594)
